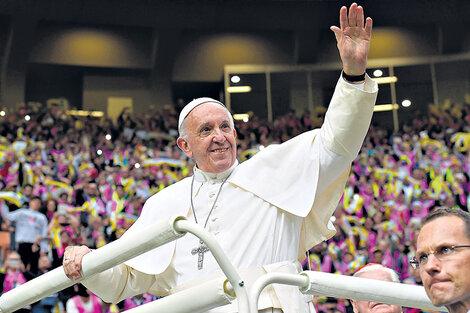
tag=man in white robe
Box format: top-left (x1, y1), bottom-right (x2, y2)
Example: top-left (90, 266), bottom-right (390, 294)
top-left (63, 4), bottom-right (377, 313)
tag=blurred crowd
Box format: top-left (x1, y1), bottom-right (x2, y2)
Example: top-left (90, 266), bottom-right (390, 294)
top-left (1, 97), bottom-right (470, 313)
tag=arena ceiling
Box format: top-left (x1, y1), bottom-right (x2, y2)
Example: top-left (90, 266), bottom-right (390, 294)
top-left (0, 0), bottom-right (468, 31)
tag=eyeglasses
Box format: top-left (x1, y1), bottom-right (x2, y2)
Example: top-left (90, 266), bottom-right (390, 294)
top-left (410, 245), bottom-right (470, 269)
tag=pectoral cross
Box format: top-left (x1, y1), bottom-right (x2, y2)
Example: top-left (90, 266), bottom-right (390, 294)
top-left (191, 240), bottom-right (210, 270)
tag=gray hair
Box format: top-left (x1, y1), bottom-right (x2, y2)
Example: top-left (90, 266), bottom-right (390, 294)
top-left (353, 263), bottom-right (400, 283)
top-left (178, 104), bottom-right (235, 140)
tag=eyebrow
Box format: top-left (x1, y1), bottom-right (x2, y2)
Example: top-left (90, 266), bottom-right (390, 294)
top-left (417, 242), bottom-right (455, 254)
top-left (197, 120), bottom-right (230, 131)
top-left (197, 122), bottom-right (212, 132)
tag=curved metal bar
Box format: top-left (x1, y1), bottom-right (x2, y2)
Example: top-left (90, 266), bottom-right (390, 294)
top-left (301, 271), bottom-right (447, 312)
top-left (249, 272), bottom-right (309, 313)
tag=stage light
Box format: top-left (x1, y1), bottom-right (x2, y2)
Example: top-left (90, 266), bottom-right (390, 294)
top-left (25, 115), bottom-right (31, 121)
top-left (374, 104), bottom-right (399, 112)
top-left (373, 69), bottom-right (383, 77)
top-left (97, 149), bottom-right (103, 155)
top-left (233, 113), bottom-right (250, 122)
top-left (401, 99), bottom-right (411, 107)
top-left (135, 163), bottom-right (141, 169)
top-left (0, 111), bottom-right (5, 116)
top-left (227, 86), bottom-right (252, 93)
top-left (372, 76), bottom-right (398, 84)
top-left (231, 75), bottom-right (241, 84)
top-left (105, 134), bottom-right (112, 140)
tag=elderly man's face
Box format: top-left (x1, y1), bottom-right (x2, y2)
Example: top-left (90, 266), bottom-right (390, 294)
top-left (177, 102), bottom-right (237, 173)
top-left (352, 270), bottom-right (402, 313)
top-left (417, 216), bottom-right (470, 309)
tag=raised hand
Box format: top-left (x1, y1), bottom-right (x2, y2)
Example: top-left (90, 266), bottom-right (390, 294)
top-left (330, 3), bottom-right (373, 76)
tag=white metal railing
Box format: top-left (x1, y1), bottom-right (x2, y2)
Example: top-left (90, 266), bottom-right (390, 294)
top-left (248, 271), bottom-right (447, 313)
top-left (0, 216), bottom-right (249, 313)
top-left (0, 215), bottom-right (447, 313)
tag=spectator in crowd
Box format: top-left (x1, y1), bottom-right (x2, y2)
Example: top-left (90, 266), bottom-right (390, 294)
top-left (414, 208), bottom-right (470, 313)
top-left (24, 254), bottom-right (63, 313)
top-left (0, 251), bottom-right (31, 312)
top-left (1, 196), bottom-right (48, 270)
top-left (66, 284), bottom-right (106, 313)
top-left (123, 293), bottom-right (159, 311)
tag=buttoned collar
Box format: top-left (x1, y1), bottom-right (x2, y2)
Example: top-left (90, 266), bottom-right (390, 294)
top-left (193, 160), bottom-right (239, 183)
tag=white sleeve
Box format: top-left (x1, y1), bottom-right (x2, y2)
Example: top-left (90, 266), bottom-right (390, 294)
top-left (81, 264), bottom-right (157, 303)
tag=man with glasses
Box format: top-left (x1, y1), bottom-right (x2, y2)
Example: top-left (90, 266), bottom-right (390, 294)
top-left (413, 208), bottom-right (470, 313)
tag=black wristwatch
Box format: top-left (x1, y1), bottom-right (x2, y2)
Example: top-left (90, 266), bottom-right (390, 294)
top-left (342, 71), bottom-right (366, 82)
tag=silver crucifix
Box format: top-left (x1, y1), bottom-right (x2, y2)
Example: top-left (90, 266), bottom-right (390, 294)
top-left (191, 240), bottom-right (210, 270)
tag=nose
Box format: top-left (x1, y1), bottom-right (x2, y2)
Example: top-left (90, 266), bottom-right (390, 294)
top-left (212, 128), bottom-right (226, 143)
top-left (422, 253), bottom-right (441, 273)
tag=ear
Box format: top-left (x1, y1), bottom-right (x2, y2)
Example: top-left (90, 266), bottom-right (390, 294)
top-left (177, 137), bottom-right (193, 158)
top-left (351, 300), bottom-right (359, 313)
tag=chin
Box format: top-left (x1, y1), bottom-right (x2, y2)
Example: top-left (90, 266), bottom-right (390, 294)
top-left (213, 160), bottom-right (233, 172)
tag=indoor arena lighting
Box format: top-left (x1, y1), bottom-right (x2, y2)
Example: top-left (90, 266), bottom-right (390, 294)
top-left (402, 99), bottom-right (412, 107)
top-left (90, 111), bottom-right (104, 117)
top-left (373, 69), bottom-right (383, 77)
top-left (134, 163), bottom-right (141, 169)
top-left (231, 75), bottom-right (241, 84)
top-left (374, 104), bottom-right (399, 112)
top-left (67, 110), bottom-right (104, 117)
top-left (24, 115), bottom-right (31, 121)
top-left (97, 149), bottom-right (103, 156)
top-left (0, 111), bottom-right (5, 116)
top-left (372, 76), bottom-right (398, 84)
top-left (233, 113), bottom-right (250, 122)
top-left (227, 86), bottom-right (252, 93)
top-left (105, 134), bottom-right (112, 140)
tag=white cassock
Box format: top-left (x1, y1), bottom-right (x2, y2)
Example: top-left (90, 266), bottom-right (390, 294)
top-left (82, 75), bottom-right (378, 313)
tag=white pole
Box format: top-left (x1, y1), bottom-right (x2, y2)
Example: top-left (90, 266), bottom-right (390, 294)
top-left (301, 271), bottom-right (447, 312)
top-left (249, 272), bottom-right (309, 313)
top-left (173, 220), bottom-right (251, 313)
top-left (0, 216), bottom-right (186, 313)
top-left (124, 277), bottom-right (232, 313)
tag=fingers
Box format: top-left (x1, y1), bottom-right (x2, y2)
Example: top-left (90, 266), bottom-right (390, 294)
top-left (339, 6), bottom-right (348, 31)
top-left (330, 26), bottom-right (342, 42)
top-left (365, 17), bottom-right (373, 36)
top-left (337, 3), bottom-right (370, 30)
top-left (356, 5), bottom-right (364, 28)
top-left (63, 245), bottom-right (90, 281)
top-left (348, 3), bottom-right (358, 27)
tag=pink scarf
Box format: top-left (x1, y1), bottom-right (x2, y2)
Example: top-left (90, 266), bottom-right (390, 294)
top-left (3, 271), bottom-right (27, 292)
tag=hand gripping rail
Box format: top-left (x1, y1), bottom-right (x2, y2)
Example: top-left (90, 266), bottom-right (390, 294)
top-left (0, 216), bottom-right (250, 313)
top-left (249, 271), bottom-right (447, 313)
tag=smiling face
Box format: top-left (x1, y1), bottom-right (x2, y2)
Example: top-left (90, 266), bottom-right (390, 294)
top-left (177, 102), bottom-right (237, 173)
top-left (352, 270), bottom-right (402, 313)
top-left (417, 216), bottom-right (470, 311)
